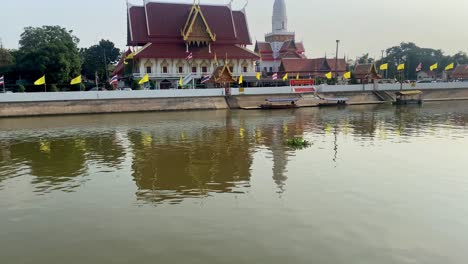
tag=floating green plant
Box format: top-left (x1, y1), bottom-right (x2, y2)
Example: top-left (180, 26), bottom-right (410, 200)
top-left (286, 137), bottom-right (312, 149)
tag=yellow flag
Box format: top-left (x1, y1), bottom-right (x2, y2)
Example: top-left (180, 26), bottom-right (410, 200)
top-left (70, 75), bottom-right (81, 85)
top-left (380, 63), bottom-right (388, 70)
top-left (238, 74), bottom-right (243, 84)
top-left (256, 72), bottom-right (261, 80)
top-left (34, 75), bottom-right (46, 85)
top-left (282, 73), bottom-right (288, 81)
top-left (445, 63), bottom-right (454, 71)
top-left (343, 71), bottom-right (351, 79)
top-left (179, 77), bottom-right (183, 86)
top-left (138, 74), bottom-right (149, 85)
top-left (296, 73), bottom-right (300, 80)
top-left (397, 64), bottom-right (405, 71)
top-left (430, 63), bottom-right (438, 71)
top-left (126, 52), bottom-right (135, 60)
top-left (325, 72), bottom-right (333, 79)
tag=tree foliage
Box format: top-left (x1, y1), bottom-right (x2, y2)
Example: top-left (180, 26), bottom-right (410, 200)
top-left (377, 42), bottom-right (468, 80)
top-left (16, 26), bottom-right (81, 84)
top-left (0, 46), bottom-right (15, 75)
top-left (80, 39), bottom-right (120, 82)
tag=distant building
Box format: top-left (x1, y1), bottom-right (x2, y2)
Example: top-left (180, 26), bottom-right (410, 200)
top-left (417, 71), bottom-right (436, 81)
top-left (279, 58), bottom-right (347, 78)
top-left (114, 1), bottom-right (259, 89)
top-left (450, 65), bottom-right (468, 79)
top-left (353, 64), bottom-right (381, 83)
top-left (255, 0), bottom-right (306, 74)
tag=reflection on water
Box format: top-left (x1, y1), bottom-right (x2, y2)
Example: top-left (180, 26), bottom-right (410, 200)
top-left (1, 102), bottom-right (468, 264)
top-left (0, 102), bottom-right (467, 202)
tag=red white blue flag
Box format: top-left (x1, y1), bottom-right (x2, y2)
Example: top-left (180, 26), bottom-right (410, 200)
top-left (186, 52), bottom-right (193, 61)
top-left (0, 76), bottom-right (4, 85)
top-left (272, 73), bottom-right (278, 80)
top-left (201, 74), bottom-right (211, 84)
top-left (109, 75), bottom-right (118, 85)
top-left (416, 63), bottom-right (422, 72)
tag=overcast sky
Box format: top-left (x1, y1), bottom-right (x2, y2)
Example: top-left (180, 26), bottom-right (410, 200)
top-left (1, 0), bottom-right (467, 59)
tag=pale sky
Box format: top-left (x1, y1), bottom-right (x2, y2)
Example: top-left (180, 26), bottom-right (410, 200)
top-left (1, 0), bottom-right (467, 60)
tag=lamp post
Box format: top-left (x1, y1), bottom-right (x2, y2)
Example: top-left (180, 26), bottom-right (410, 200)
top-left (335, 40), bottom-right (340, 81)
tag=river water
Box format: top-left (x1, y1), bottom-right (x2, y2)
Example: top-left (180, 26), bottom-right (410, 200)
top-left (0, 102), bottom-right (467, 264)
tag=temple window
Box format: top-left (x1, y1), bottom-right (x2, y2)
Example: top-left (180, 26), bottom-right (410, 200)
top-left (162, 66), bottom-right (168, 73)
top-left (192, 67), bottom-right (197, 73)
top-left (202, 66), bottom-right (208, 73)
top-left (146, 66), bottom-right (152, 74)
top-left (243, 66), bottom-right (248, 73)
top-left (178, 67), bottom-right (184, 73)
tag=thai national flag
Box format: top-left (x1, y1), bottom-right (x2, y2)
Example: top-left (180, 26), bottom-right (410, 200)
top-left (186, 52), bottom-right (193, 61)
top-left (201, 74), bottom-right (211, 84)
top-left (272, 73), bottom-right (278, 80)
top-left (416, 63), bottom-right (422, 72)
top-left (109, 75), bottom-right (118, 85)
top-left (0, 76), bottom-right (4, 85)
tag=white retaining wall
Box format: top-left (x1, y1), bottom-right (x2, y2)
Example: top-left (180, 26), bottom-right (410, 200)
top-left (0, 89), bottom-right (225, 103)
top-left (1, 83), bottom-right (468, 103)
top-left (317, 82), bottom-right (468, 93)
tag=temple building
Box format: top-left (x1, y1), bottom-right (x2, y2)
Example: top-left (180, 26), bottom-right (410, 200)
top-left (255, 0), bottom-right (306, 74)
top-left (279, 57), bottom-right (348, 79)
top-left (114, 1), bottom-right (259, 89)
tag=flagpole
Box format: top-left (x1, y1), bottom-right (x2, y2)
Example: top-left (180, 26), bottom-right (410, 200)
top-left (2, 78), bottom-right (5, 93)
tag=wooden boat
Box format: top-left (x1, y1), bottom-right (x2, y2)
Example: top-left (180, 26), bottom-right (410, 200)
top-left (393, 90), bottom-right (423, 105)
top-left (318, 97), bottom-right (349, 107)
top-left (260, 98), bottom-right (300, 109)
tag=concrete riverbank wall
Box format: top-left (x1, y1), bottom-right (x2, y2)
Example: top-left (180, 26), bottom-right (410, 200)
top-left (1, 84), bottom-right (468, 117)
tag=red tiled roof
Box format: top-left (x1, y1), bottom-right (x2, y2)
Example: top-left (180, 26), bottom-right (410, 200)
top-left (134, 44), bottom-right (259, 60)
top-left (354, 64), bottom-right (380, 79)
top-left (451, 65), bottom-right (468, 79)
top-left (327, 59), bottom-right (348, 73)
top-left (279, 41), bottom-right (294, 51)
top-left (255, 42), bottom-right (273, 53)
top-left (295, 42), bottom-right (305, 53)
top-left (128, 3), bottom-right (251, 46)
top-left (354, 64), bottom-right (373, 75)
top-left (279, 51), bottom-right (303, 59)
top-left (281, 58), bottom-right (347, 73)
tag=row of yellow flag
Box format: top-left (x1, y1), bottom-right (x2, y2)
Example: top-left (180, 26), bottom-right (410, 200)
top-left (379, 62), bottom-right (455, 72)
top-left (32, 75), bottom-right (82, 86)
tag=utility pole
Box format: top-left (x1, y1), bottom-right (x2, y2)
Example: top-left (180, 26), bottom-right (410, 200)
top-left (335, 40), bottom-right (340, 82)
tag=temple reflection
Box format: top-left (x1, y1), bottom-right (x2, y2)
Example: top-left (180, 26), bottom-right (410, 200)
top-left (128, 126), bottom-right (254, 205)
top-left (0, 103), bottom-right (466, 198)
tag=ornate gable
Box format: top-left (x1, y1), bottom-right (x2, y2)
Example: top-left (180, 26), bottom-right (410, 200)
top-left (320, 59), bottom-right (332, 72)
top-left (182, 3), bottom-right (216, 45)
top-left (211, 64), bottom-right (236, 84)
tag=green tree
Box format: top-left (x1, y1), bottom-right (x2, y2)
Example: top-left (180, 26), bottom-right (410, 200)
top-left (0, 44), bottom-right (15, 75)
top-left (18, 85), bottom-right (26, 93)
top-left (80, 39), bottom-right (120, 82)
top-left (16, 26), bottom-right (81, 85)
top-left (50, 84), bottom-right (59, 92)
top-left (377, 42), bottom-right (453, 80)
top-left (358, 53), bottom-right (375, 64)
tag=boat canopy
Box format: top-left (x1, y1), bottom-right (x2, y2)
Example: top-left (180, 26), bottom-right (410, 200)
top-left (395, 90), bottom-right (422, 96)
